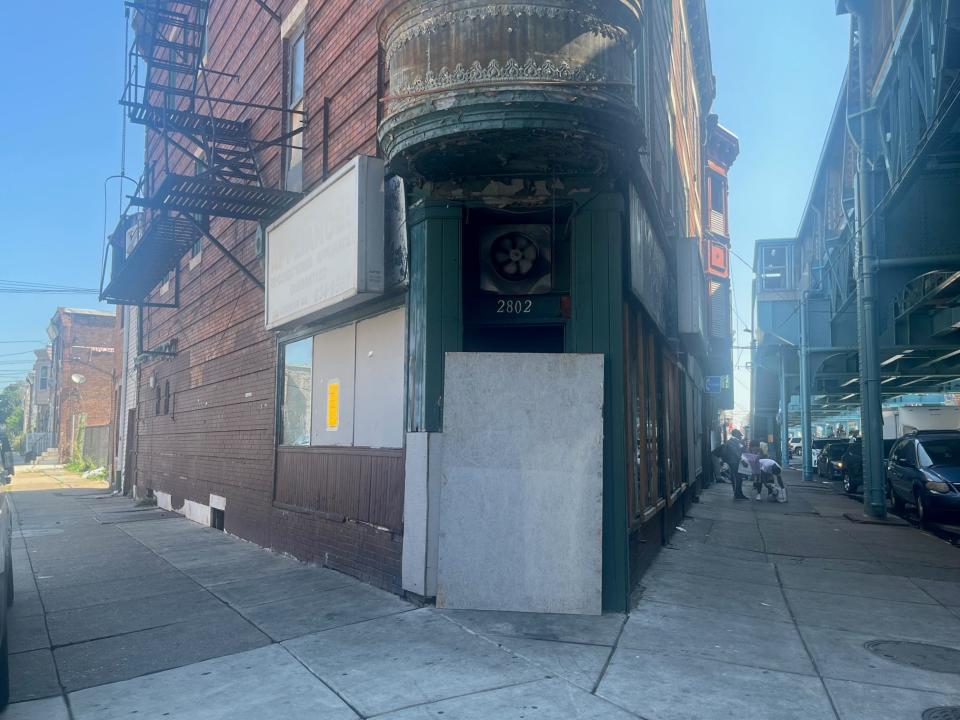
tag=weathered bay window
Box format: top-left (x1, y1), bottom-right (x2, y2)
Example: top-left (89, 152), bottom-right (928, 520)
top-left (379, 0), bottom-right (645, 177)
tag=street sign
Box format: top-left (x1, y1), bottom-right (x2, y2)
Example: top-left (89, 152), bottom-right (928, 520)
top-left (705, 375), bottom-right (723, 394)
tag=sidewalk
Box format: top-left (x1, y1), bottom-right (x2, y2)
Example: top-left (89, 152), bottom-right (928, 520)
top-left (3, 466), bottom-right (960, 719)
top-left (618, 469), bottom-right (960, 719)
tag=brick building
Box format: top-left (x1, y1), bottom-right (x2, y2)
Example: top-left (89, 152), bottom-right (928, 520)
top-left (46, 308), bottom-right (116, 463)
top-left (102, 0), bottom-right (397, 589)
top-left (21, 346), bottom-right (53, 460)
top-left (101, 0), bottom-right (735, 612)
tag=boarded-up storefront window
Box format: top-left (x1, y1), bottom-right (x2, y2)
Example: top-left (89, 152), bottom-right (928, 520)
top-left (279, 307), bottom-right (406, 450)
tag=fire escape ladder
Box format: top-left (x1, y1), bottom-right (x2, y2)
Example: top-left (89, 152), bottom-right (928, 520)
top-left (104, 0), bottom-right (304, 306)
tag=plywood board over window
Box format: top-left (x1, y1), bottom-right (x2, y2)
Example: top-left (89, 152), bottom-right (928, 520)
top-left (279, 306), bottom-right (407, 451)
top-left (354, 308), bottom-right (406, 449)
top-left (311, 323), bottom-right (356, 446)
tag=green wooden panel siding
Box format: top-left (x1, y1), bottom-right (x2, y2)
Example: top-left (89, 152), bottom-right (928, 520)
top-left (570, 193), bottom-right (630, 613)
top-left (407, 203), bottom-right (463, 433)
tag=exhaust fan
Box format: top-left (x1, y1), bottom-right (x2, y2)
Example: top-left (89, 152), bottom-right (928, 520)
top-left (479, 225), bottom-right (553, 295)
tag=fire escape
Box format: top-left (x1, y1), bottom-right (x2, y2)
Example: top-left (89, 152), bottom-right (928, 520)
top-left (100, 0), bottom-right (304, 310)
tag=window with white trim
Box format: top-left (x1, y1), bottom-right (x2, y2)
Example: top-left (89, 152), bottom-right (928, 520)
top-left (284, 23), bottom-right (306, 192)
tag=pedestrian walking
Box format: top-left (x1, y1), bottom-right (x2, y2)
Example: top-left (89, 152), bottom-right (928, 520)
top-left (713, 429), bottom-right (748, 500)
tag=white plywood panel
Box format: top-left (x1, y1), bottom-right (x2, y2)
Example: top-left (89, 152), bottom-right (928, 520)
top-left (354, 307), bottom-right (406, 449)
top-left (310, 323), bottom-right (356, 446)
top-left (402, 431), bottom-right (442, 597)
top-left (437, 352), bottom-right (605, 615)
top-left (266, 156), bottom-right (385, 329)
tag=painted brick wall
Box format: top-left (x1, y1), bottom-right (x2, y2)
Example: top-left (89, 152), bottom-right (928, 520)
top-left (133, 0), bottom-right (397, 591)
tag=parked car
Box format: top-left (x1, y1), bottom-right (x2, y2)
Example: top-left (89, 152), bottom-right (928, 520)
top-left (811, 437), bottom-right (846, 467)
top-left (0, 432), bottom-right (13, 707)
top-left (840, 438), bottom-right (897, 493)
top-left (887, 430), bottom-right (960, 526)
top-left (817, 441), bottom-right (848, 479)
top-left (788, 437), bottom-right (803, 457)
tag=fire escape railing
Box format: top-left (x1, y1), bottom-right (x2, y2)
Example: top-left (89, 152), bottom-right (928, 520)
top-left (101, 0), bottom-right (307, 309)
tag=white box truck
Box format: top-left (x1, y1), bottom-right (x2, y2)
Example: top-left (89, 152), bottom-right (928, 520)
top-left (882, 405), bottom-right (960, 439)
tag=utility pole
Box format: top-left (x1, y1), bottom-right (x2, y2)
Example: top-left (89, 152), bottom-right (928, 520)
top-left (799, 290), bottom-right (814, 480)
top-left (852, 15), bottom-right (886, 519)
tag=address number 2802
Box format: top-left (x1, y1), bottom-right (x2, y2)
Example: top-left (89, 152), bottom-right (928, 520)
top-left (496, 299), bottom-right (533, 314)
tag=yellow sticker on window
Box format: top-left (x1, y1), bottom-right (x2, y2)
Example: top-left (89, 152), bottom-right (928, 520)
top-left (326, 380), bottom-right (340, 431)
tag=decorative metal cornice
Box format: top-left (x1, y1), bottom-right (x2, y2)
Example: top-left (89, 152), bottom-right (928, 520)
top-left (395, 58), bottom-right (606, 95)
top-left (384, 3), bottom-right (628, 63)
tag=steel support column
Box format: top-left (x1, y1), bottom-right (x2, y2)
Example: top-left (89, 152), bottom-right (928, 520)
top-left (852, 16), bottom-right (886, 519)
top-left (799, 290), bottom-right (814, 481)
top-left (779, 347), bottom-right (790, 467)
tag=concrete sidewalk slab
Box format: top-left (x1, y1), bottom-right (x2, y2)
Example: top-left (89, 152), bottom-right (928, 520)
top-left (37, 569), bottom-right (200, 613)
top-left (437, 609), bottom-right (625, 646)
top-left (914, 577), bottom-right (960, 606)
top-left (597, 648), bottom-right (837, 720)
top-left (825, 678), bottom-right (960, 720)
top-left (799, 624), bottom-right (960, 695)
top-left (777, 557), bottom-right (890, 576)
top-left (621, 601), bottom-right (815, 675)
top-left (0, 696), bottom-right (70, 720)
top-left (7, 612), bottom-right (49, 654)
top-left (54, 605), bottom-right (271, 691)
top-left (701, 521), bottom-right (766, 552)
top-left (8, 595), bottom-right (44, 622)
top-left (168, 552), bottom-right (299, 587)
top-left (637, 570), bottom-right (792, 621)
top-left (8, 649), bottom-right (60, 703)
top-left (241, 581), bottom-right (412, 641)
top-left (882, 561), bottom-right (960, 582)
top-left (375, 678), bottom-right (637, 720)
top-left (284, 609), bottom-right (546, 718)
top-left (645, 546), bottom-right (780, 586)
top-left (210, 566), bottom-right (358, 609)
top-left (776, 564), bottom-right (937, 603)
top-left (45, 588), bottom-right (226, 646)
top-left (32, 553), bottom-right (173, 590)
top-left (68, 644), bottom-right (358, 720)
top-left (665, 535), bottom-right (774, 564)
top-left (785, 588), bottom-right (960, 643)
top-left (483, 636), bottom-right (613, 691)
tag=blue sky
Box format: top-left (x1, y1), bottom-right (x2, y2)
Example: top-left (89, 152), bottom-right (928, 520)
top-left (0, 2), bottom-right (142, 386)
top-left (707, 0), bottom-right (850, 418)
top-left (0, 1), bottom-right (849, 395)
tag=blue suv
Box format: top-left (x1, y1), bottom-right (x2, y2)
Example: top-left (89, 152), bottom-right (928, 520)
top-left (886, 431), bottom-right (960, 526)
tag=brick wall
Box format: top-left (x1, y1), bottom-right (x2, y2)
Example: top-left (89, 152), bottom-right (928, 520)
top-left (134, 0), bottom-right (398, 591)
top-left (51, 311), bottom-right (117, 462)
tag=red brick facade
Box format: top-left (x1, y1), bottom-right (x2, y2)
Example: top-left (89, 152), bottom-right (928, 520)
top-left (132, 1), bottom-right (399, 591)
top-left (48, 309), bottom-right (117, 462)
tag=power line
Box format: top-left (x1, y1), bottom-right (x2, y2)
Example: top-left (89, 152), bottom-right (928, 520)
top-left (0, 279), bottom-right (98, 295)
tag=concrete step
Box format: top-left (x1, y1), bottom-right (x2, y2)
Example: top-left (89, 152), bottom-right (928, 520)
top-left (35, 448), bottom-right (60, 465)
